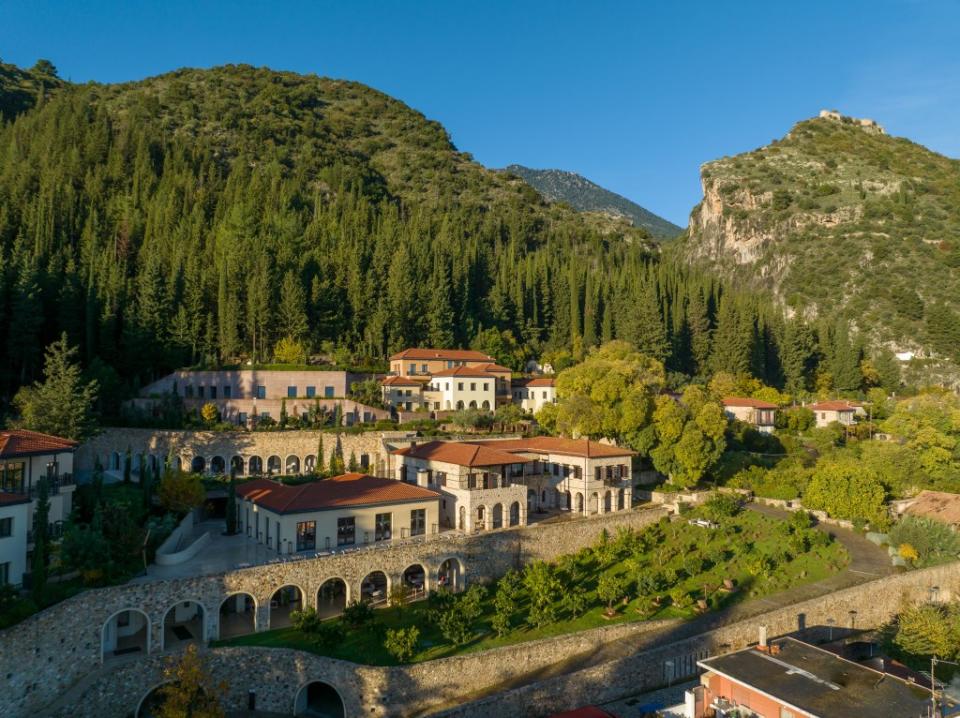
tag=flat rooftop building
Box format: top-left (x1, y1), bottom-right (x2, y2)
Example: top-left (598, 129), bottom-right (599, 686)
top-left (697, 636), bottom-right (935, 718)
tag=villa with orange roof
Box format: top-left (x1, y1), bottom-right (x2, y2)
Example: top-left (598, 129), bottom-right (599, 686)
top-left (807, 400), bottom-right (858, 428)
top-left (722, 397), bottom-right (778, 434)
top-left (0, 429), bottom-right (78, 587)
top-left (391, 436), bottom-right (635, 532)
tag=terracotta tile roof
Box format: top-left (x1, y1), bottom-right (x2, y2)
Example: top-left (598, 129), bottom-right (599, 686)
top-left (512, 377), bottom-right (556, 387)
top-left (392, 440), bottom-right (534, 467)
top-left (808, 401), bottom-right (858, 412)
top-left (381, 376), bottom-right (430, 386)
top-left (0, 429), bottom-right (78, 458)
top-left (390, 348), bottom-right (495, 362)
top-left (471, 436), bottom-right (636, 459)
top-left (902, 490), bottom-right (960, 525)
top-left (430, 366), bottom-right (497, 378)
top-left (0, 492), bottom-right (31, 507)
top-left (477, 363), bottom-right (513, 373)
top-left (236, 473), bottom-right (440, 514)
top-left (723, 397), bottom-right (778, 409)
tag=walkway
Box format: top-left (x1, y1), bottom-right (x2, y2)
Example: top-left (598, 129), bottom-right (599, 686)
top-left (420, 501), bottom-right (895, 715)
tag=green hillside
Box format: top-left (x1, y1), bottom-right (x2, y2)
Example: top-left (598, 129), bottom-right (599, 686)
top-left (680, 113), bottom-right (960, 367)
top-left (503, 165), bottom-right (681, 239)
top-left (0, 59), bottom-right (64, 120)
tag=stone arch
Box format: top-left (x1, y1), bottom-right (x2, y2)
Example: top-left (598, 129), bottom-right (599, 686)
top-left (402, 563), bottom-right (428, 598)
top-left (285, 454), bottom-right (301, 474)
top-left (575, 492), bottom-right (584, 513)
top-left (563, 490), bottom-right (572, 510)
top-left (456, 400), bottom-right (465, 410)
top-left (509, 501), bottom-right (520, 526)
top-left (162, 599), bottom-right (206, 650)
top-left (591, 492), bottom-right (600, 514)
top-left (190, 456), bottom-right (205, 474)
top-left (304, 454), bottom-right (317, 473)
top-left (268, 585), bottom-right (305, 629)
top-left (618, 488), bottom-right (625, 510)
top-left (248, 455), bottom-right (263, 475)
top-left (476, 505), bottom-right (487, 531)
top-left (210, 456), bottom-right (226, 474)
top-left (149, 454), bottom-right (159, 471)
top-left (218, 593), bottom-right (256, 639)
top-left (173, 455), bottom-right (183, 471)
top-left (468, 400), bottom-right (477, 409)
top-left (111, 452), bottom-right (121, 471)
top-left (492, 503), bottom-right (503, 529)
top-left (294, 680), bottom-right (346, 718)
top-left (135, 681), bottom-right (174, 718)
top-left (267, 455), bottom-right (281, 474)
top-left (438, 557), bottom-right (465, 592)
top-left (230, 455), bottom-right (244, 476)
top-left (481, 399), bottom-right (490, 410)
top-left (458, 505), bottom-right (466, 531)
top-left (360, 571), bottom-right (389, 605)
top-left (101, 608), bottom-right (150, 663)
top-left (317, 577), bottom-right (349, 619)
top-left (604, 490), bottom-right (612, 512)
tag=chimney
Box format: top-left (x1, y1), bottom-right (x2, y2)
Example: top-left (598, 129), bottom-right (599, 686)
top-left (416, 469), bottom-right (429, 488)
top-left (759, 625), bottom-right (768, 649)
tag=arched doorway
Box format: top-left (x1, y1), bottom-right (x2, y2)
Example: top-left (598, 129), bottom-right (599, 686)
top-left (286, 455), bottom-right (301, 474)
top-left (304, 454), bottom-right (317, 473)
top-left (111, 452), bottom-right (121, 471)
top-left (438, 557), bottom-right (464, 592)
top-left (267, 455), bottom-right (281, 474)
top-left (230, 456), bottom-right (244, 476)
top-left (360, 571), bottom-right (388, 605)
top-left (190, 456), bottom-right (205, 474)
top-left (575, 492), bottom-right (584, 513)
top-left (618, 488), bottom-right (625, 510)
top-left (458, 505), bottom-right (466, 531)
top-left (591, 492), bottom-right (600, 514)
top-left (468, 400), bottom-right (477, 409)
top-left (218, 593), bottom-right (256, 639)
top-left (481, 400), bottom-right (490, 409)
top-left (563, 491), bottom-right (572, 510)
top-left (456, 400), bottom-right (464, 410)
top-left (317, 578), bottom-right (348, 619)
top-left (509, 501), bottom-right (520, 526)
top-left (402, 564), bottom-right (427, 599)
top-left (475, 505), bottom-right (486, 531)
top-left (269, 585), bottom-right (304, 629)
top-left (604, 490), bottom-right (612, 512)
top-left (162, 600), bottom-right (205, 650)
top-left (173, 456), bottom-right (183, 471)
top-left (102, 608), bottom-right (149, 662)
top-left (294, 681), bottom-right (345, 718)
top-left (492, 503), bottom-right (503, 529)
top-left (210, 456), bottom-right (226, 474)
top-left (248, 456), bottom-right (263, 475)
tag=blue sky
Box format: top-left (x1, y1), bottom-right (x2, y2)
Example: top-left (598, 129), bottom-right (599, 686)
top-left (1, 0), bottom-right (958, 225)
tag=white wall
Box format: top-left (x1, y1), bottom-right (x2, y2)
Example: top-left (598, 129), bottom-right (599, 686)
top-left (0, 502), bottom-right (29, 586)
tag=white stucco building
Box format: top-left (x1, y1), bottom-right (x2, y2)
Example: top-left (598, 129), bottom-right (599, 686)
top-left (511, 377), bottom-right (557, 414)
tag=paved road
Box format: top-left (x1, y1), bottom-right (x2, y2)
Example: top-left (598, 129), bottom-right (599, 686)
top-left (422, 502), bottom-right (895, 715)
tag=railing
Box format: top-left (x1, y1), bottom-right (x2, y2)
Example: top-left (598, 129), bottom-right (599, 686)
top-left (28, 474), bottom-right (74, 497)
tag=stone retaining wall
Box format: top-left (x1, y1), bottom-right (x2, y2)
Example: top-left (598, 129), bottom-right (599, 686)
top-left (1, 507), bottom-right (666, 718)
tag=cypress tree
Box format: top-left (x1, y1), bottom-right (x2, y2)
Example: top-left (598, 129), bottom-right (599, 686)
top-left (31, 477), bottom-right (50, 601)
top-left (710, 295), bottom-right (752, 375)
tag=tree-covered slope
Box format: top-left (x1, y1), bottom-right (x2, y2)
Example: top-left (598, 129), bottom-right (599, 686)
top-left (0, 59), bottom-right (64, 120)
top-left (679, 113), bottom-right (960, 366)
top-left (0, 64), bottom-right (677, 405)
top-left (503, 164), bottom-right (681, 239)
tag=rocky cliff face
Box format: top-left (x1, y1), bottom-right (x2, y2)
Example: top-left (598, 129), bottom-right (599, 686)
top-left (679, 114), bottom-right (960, 372)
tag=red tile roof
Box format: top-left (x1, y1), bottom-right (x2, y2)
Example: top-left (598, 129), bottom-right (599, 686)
top-left (723, 397), bottom-right (778, 409)
top-left (808, 401), bottom-right (857, 412)
top-left (477, 363), bottom-right (513, 373)
top-left (0, 492), bottom-right (31, 507)
top-left (381, 376), bottom-right (430, 386)
top-left (431, 366), bottom-right (497, 378)
top-left (236, 473), bottom-right (440, 514)
top-left (0, 429), bottom-right (78, 458)
top-left (471, 436), bottom-right (636, 458)
top-left (513, 377), bottom-right (556, 387)
top-left (390, 348), bottom-right (495, 362)
top-left (393, 440), bottom-right (535, 467)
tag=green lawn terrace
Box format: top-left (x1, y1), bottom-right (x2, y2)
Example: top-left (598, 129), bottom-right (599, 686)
top-left (213, 504), bottom-right (848, 665)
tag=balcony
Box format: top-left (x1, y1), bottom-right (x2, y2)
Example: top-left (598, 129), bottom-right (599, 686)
top-left (29, 473), bottom-right (74, 497)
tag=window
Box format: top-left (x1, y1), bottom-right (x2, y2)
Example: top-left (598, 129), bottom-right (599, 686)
top-left (410, 508), bottom-right (426, 536)
top-left (483, 383), bottom-right (488, 391)
top-left (260, 412), bottom-right (270, 419)
top-left (780, 710), bottom-right (795, 718)
top-left (185, 385), bottom-right (194, 398)
top-left (360, 453), bottom-right (370, 468)
top-left (470, 382), bottom-right (476, 391)
top-left (223, 385), bottom-right (232, 398)
top-left (409, 363), bottom-right (416, 374)
top-left (296, 521), bottom-right (316, 551)
top-left (0, 517), bottom-right (11, 538)
top-left (238, 412), bottom-right (247, 425)
top-left (542, 391), bottom-right (547, 399)
top-left (446, 360), bottom-right (453, 368)
top-left (445, 383), bottom-right (450, 391)
top-left (306, 386), bottom-right (316, 398)
top-left (421, 363), bottom-right (428, 373)
top-left (256, 385), bottom-right (266, 399)
top-left (0, 562), bottom-right (8, 585)
top-left (337, 517), bottom-right (356, 546)
top-left (287, 386), bottom-right (297, 398)
top-left (324, 386), bottom-right (334, 398)
top-left (0, 461), bottom-right (25, 493)
top-left (210, 386), bottom-right (217, 399)
top-left (198, 385), bottom-right (205, 399)
top-left (375, 512), bottom-right (391, 541)
top-left (458, 382), bottom-right (464, 391)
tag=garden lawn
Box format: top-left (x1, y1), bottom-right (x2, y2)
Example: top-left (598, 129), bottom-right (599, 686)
top-left (213, 507), bottom-right (848, 666)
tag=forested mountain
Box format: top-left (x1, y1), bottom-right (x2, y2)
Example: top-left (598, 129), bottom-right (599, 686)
top-left (503, 165), bottom-right (681, 239)
top-left (0, 64), bottom-right (896, 416)
top-left (0, 59), bottom-right (64, 120)
top-left (678, 112), bottom-right (960, 378)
